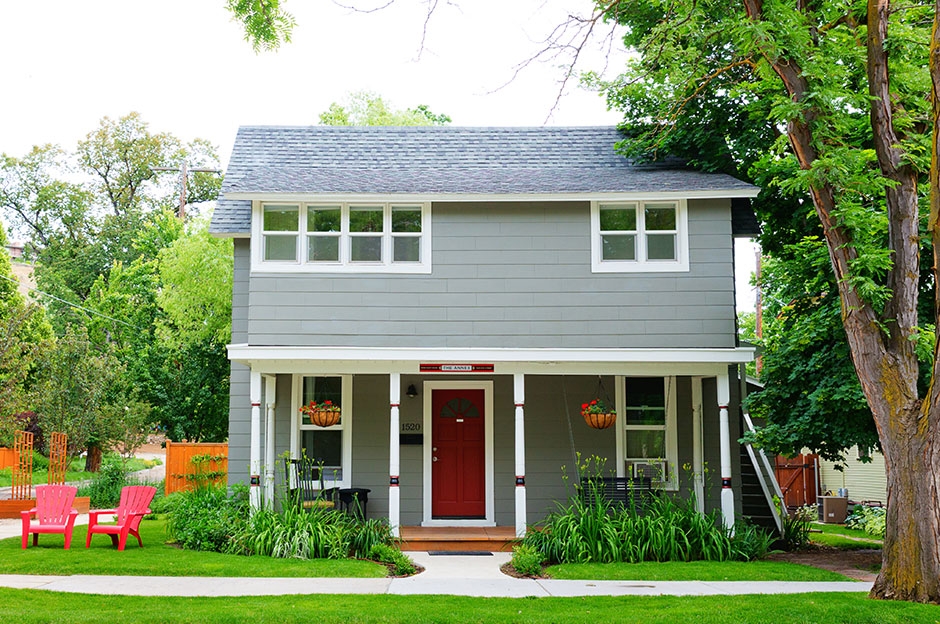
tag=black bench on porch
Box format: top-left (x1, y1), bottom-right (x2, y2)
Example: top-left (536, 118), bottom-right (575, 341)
top-left (578, 476), bottom-right (655, 513)
top-left (284, 458), bottom-right (370, 518)
top-left (284, 457), bottom-right (338, 511)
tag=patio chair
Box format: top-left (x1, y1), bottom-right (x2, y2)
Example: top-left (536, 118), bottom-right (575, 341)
top-left (85, 485), bottom-right (157, 551)
top-left (21, 484), bottom-right (79, 549)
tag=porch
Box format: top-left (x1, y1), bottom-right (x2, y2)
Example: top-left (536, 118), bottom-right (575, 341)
top-left (231, 346), bottom-right (754, 535)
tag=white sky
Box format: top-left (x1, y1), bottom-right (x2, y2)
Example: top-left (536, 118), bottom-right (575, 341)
top-left (0, 0), bottom-right (758, 311)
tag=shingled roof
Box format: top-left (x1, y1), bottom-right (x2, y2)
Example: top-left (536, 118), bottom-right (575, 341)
top-left (210, 126), bottom-right (758, 235)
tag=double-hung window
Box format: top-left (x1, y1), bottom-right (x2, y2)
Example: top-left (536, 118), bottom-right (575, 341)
top-left (294, 375), bottom-right (352, 488)
top-left (591, 200), bottom-right (689, 272)
top-left (256, 202), bottom-right (431, 273)
top-left (618, 376), bottom-right (678, 489)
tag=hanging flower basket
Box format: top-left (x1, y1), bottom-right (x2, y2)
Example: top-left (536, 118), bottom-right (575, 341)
top-left (300, 400), bottom-right (341, 427)
top-left (581, 399), bottom-right (616, 430)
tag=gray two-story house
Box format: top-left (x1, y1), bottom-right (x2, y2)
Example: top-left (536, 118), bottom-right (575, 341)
top-left (210, 126), bottom-right (758, 540)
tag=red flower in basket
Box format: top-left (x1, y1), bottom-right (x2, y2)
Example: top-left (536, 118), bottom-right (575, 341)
top-left (581, 399), bottom-right (616, 430)
top-left (300, 400), bottom-right (341, 427)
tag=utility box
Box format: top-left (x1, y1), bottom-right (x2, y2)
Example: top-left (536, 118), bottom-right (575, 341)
top-left (819, 496), bottom-right (849, 524)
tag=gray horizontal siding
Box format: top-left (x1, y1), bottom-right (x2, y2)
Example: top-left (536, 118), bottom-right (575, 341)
top-left (243, 199), bottom-right (735, 349)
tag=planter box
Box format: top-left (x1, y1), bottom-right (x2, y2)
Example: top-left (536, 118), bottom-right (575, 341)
top-left (0, 496), bottom-right (90, 519)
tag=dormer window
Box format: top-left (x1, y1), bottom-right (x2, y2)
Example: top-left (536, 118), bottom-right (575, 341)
top-left (591, 200), bottom-right (689, 273)
top-left (254, 202), bottom-right (431, 273)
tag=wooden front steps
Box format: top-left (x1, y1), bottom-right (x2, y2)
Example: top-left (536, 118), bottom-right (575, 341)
top-left (398, 526), bottom-right (519, 552)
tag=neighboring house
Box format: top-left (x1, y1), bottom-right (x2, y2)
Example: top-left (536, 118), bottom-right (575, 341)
top-left (210, 126), bottom-right (760, 537)
top-left (819, 447), bottom-right (887, 505)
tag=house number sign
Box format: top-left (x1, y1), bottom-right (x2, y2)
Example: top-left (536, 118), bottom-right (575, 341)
top-left (419, 363), bottom-right (495, 372)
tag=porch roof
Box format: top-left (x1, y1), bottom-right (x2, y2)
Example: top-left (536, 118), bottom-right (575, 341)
top-left (228, 344), bottom-right (754, 376)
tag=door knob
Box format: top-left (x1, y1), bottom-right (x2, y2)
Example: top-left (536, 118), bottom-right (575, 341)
top-left (432, 456), bottom-right (438, 462)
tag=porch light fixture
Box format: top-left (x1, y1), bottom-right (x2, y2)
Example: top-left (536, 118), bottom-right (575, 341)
top-left (406, 384), bottom-right (418, 398)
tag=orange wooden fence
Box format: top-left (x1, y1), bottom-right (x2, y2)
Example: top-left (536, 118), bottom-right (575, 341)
top-left (0, 448), bottom-right (15, 470)
top-left (164, 440), bottom-right (228, 495)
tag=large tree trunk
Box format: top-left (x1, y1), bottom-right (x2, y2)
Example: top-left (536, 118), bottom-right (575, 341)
top-left (742, 0), bottom-right (940, 602)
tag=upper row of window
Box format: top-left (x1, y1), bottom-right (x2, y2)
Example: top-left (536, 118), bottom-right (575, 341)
top-left (260, 203), bottom-right (430, 272)
top-left (254, 200), bottom-right (687, 273)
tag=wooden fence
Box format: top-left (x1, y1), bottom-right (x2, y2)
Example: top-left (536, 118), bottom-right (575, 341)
top-left (164, 440), bottom-right (228, 495)
top-left (0, 448), bottom-right (15, 470)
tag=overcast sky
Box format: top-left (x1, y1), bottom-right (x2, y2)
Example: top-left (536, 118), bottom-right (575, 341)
top-left (0, 0), bottom-right (757, 311)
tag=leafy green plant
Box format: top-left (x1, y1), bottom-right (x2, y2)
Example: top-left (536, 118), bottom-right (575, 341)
top-left (511, 544), bottom-right (544, 576)
top-left (165, 484), bottom-right (250, 552)
top-left (781, 505), bottom-right (816, 551)
top-left (77, 461), bottom-right (132, 508)
top-left (523, 456), bottom-right (770, 565)
top-left (369, 543), bottom-right (416, 576)
top-left (845, 505), bottom-right (886, 538)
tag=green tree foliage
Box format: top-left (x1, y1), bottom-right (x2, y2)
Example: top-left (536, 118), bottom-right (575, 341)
top-left (319, 91), bottom-right (451, 126)
top-left (28, 324), bottom-right (148, 460)
top-left (745, 240), bottom-right (878, 462)
top-left (225, 0), bottom-right (295, 52)
top-left (0, 222), bottom-right (53, 443)
top-left (0, 114), bottom-right (230, 445)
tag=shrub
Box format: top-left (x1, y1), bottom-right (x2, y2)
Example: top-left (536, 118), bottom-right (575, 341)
top-left (729, 520), bottom-right (776, 561)
top-left (523, 455), bottom-right (774, 565)
top-left (845, 505), bottom-right (886, 537)
top-left (370, 543), bottom-right (416, 576)
top-left (226, 499), bottom-right (393, 560)
top-left (165, 484), bottom-right (250, 552)
top-left (77, 461), bottom-right (130, 508)
top-left (781, 505), bottom-right (816, 551)
top-left (511, 544), bottom-right (544, 576)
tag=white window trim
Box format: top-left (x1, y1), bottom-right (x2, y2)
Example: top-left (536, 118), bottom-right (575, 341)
top-left (291, 374), bottom-right (353, 489)
top-left (252, 201), bottom-right (432, 274)
top-left (591, 200), bottom-right (690, 273)
top-left (615, 375), bottom-right (679, 491)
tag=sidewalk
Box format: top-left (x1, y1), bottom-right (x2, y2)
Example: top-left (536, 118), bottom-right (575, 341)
top-left (0, 545), bottom-right (871, 597)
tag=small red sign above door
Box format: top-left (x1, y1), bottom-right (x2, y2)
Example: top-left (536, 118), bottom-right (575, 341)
top-left (420, 363), bottom-right (495, 373)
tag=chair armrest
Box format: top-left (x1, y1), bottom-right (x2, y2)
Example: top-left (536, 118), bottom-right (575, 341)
top-left (20, 508), bottom-right (37, 520)
top-left (87, 508), bottom-right (118, 526)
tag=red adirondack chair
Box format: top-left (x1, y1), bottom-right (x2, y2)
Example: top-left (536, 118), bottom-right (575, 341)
top-left (21, 484), bottom-right (79, 549)
top-left (85, 485), bottom-right (157, 551)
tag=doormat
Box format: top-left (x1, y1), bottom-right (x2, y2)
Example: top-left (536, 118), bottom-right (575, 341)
top-left (427, 551), bottom-right (494, 556)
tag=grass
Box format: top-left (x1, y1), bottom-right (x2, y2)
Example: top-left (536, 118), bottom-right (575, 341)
top-left (544, 560), bottom-right (855, 581)
top-left (0, 591), bottom-right (938, 623)
top-left (810, 523), bottom-right (883, 550)
top-left (0, 517), bottom-right (386, 578)
top-left (0, 456), bottom-right (158, 487)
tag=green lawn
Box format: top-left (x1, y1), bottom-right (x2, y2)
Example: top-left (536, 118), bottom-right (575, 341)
top-left (0, 456), bottom-right (158, 487)
top-left (545, 560), bottom-right (854, 581)
top-left (0, 517), bottom-right (386, 578)
top-left (1, 590), bottom-right (938, 623)
top-left (810, 523), bottom-right (883, 550)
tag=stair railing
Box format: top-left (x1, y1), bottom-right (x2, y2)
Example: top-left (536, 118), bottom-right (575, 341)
top-left (742, 411), bottom-right (786, 535)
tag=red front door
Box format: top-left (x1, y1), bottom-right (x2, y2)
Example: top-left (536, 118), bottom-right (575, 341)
top-left (431, 388), bottom-right (486, 518)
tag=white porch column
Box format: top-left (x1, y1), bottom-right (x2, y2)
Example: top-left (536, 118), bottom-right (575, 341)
top-left (249, 369), bottom-right (262, 511)
top-left (389, 373), bottom-right (401, 537)
top-left (691, 377), bottom-right (705, 514)
top-left (717, 371), bottom-right (735, 530)
top-left (263, 375), bottom-right (277, 508)
top-left (513, 373), bottom-right (527, 537)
